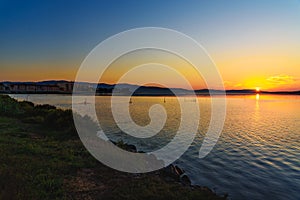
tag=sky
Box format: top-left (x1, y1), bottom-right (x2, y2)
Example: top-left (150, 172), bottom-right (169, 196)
top-left (0, 0), bottom-right (300, 91)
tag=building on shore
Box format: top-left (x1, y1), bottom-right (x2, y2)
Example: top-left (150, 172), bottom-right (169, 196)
top-left (0, 83), bottom-right (5, 92)
top-left (57, 81), bottom-right (74, 92)
top-left (0, 83), bottom-right (10, 93)
top-left (0, 81), bottom-right (74, 94)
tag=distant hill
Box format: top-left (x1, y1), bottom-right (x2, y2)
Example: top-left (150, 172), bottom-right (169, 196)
top-left (1, 80), bottom-right (299, 95)
top-left (261, 90), bottom-right (300, 95)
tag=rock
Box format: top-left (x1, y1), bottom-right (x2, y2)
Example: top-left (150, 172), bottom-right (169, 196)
top-left (162, 164), bottom-right (180, 181)
top-left (170, 164), bottom-right (176, 174)
top-left (162, 164), bottom-right (188, 182)
top-left (170, 165), bottom-right (180, 179)
top-left (174, 165), bottom-right (184, 176)
top-left (126, 144), bottom-right (137, 152)
top-left (111, 141), bottom-right (117, 145)
top-left (223, 193), bottom-right (229, 198)
top-left (181, 175), bottom-right (191, 186)
top-left (112, 140), bottom-right (137, 152)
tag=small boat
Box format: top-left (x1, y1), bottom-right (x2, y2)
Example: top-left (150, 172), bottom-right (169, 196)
top-left (80, 98), bottom-right (89, 105)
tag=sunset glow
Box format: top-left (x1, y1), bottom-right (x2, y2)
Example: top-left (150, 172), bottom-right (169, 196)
top-left (0, 0), bottom-right (299, 91)
top-left (1, 1), bottom-right (300, 199)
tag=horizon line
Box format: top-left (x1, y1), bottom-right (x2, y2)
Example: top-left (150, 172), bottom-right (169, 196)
top-left (0, 79), bottom-right (299, 93)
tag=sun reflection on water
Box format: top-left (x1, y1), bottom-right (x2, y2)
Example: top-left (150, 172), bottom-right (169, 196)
top-left (256, 93), bottom-right (260, 101)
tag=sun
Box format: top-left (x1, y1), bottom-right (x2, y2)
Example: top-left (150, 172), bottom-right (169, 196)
top-left (256, 87), bottom-right (261, 92)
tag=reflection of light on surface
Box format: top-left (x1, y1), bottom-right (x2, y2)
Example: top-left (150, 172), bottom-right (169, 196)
top-left (256, 93), bottom-right (260, 100)
top-left (255, 94), bottom-right (260, 119)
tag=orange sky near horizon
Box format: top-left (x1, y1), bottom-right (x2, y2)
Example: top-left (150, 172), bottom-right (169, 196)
top-left (1, 54), bottom-right (299, 92)
top-left (1, 50), bottom-right (299, 92)
top-left (215, 53), bottom-right (300, 92)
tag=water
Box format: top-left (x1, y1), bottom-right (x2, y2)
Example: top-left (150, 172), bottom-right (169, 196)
top-left (10, 94), bottom-right (300, 200)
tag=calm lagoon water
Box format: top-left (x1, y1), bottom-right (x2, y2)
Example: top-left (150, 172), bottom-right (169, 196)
top-left (11, 94), bottom-right (300, 200)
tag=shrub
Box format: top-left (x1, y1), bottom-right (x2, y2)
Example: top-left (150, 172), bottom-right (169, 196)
top-left (0, 95), bottom-right (21, 117)
top-left (22, 116), bottom-right (44, 124)
top-left (0, 95), bottom-right (98, 140)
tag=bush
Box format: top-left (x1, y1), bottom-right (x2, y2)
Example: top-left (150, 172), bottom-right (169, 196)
top-left (22, 116), bottom-right (44, 124)
top-left (0, 95), bottom-right (98, 140)
top-left (0, 95), bottom-right (21, 117)
top-left (35, 104), bottom-right (56, 110)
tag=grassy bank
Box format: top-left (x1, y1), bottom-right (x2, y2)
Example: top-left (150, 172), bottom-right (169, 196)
top-left (0, 95), bottom-right (226, 200)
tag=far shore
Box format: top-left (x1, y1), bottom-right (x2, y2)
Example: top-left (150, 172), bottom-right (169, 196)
top-left (1, 91), bottom-right (299, 96)
top-left (1, 81), bottom-right (299, 96)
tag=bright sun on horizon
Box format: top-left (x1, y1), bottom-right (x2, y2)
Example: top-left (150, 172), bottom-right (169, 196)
top-left (256, 87), bottom-right (261, 92)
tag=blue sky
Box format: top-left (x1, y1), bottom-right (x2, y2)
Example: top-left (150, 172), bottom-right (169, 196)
top-left (1, 0), bottom-right (299, 61)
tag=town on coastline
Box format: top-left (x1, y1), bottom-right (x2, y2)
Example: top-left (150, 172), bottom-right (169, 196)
top-left (0, 81), bottom-right (74, 94)
top-left (0, 81), bottom-right (191, 96)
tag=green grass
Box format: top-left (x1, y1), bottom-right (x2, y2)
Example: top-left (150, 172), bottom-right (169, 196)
top-left (0, 95), bottom-right (225, 200)
top-left (0, 116), bottom-right (96, 199)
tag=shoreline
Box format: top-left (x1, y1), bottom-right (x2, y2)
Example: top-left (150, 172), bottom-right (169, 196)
top-left (112, 140), bottom-right (228, 198)
top-left (0, 95), bottom-right (226, 199)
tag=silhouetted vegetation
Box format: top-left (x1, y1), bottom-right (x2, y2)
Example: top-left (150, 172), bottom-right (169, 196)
top-left (0, 95), bottom-right (97, 140)
top-left (0, 95), bottom-right (226, 200)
